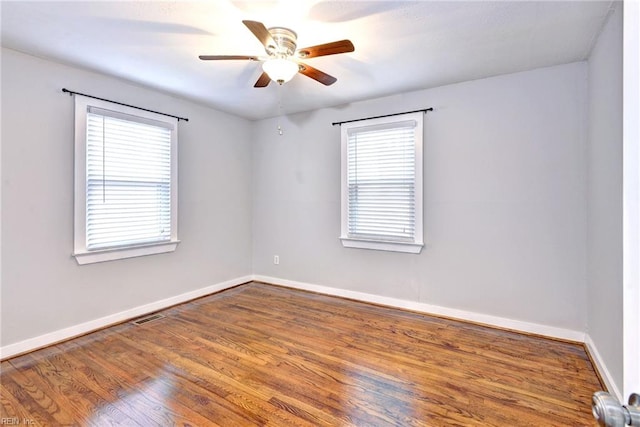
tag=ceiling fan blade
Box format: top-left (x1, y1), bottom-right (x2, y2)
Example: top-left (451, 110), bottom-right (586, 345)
top-left (242, 20), bottom-right (276, 50)
top-left (199, 55), bottom-right (258, 61)
top-left (298, 63), bottom-right (337, 86)
top-left (254, 72), bottom-right (271, 88)
top-left (296, 40), bottom-right (354, 59)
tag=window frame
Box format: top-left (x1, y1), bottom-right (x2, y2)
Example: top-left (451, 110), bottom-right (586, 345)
top-left (73, 95), bottom-right (179, 265)
top-left (339, 111), bottom-right (424, 254)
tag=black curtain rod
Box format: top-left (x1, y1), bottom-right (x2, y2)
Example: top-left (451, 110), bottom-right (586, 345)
top-left (62, 88), bottom-right (189, 122)
top-left (331, 108), bottom-right (433, 126)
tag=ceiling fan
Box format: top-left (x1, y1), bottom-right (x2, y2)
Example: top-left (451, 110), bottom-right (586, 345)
top-left (199, 20), bottom-right (354, 87)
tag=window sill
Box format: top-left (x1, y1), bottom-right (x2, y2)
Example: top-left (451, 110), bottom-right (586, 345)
top-left (73, 240), bottom-right (180, 265)
top-left (340, 237), bottom-right (423, 254)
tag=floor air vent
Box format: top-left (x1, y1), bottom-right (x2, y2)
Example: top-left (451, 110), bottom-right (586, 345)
top-left (131, 313), bottom-right (165, 326)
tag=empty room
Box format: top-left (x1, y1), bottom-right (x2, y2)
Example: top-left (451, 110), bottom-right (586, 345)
top-left (1, 1), bottom-right (639, 425)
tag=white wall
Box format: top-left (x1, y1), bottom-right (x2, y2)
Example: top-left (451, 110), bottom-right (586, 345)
top-left (586, 3), bottom-right (624, 396)
top-left (0, 48), bottom-right (253, 347)
top-left (252, 62), bottom-right (588, 332)
top-left (622, 0), bottom-right (640, 400)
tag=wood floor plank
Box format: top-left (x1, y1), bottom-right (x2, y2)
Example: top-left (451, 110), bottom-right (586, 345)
top-left (64, 330), bottom-right (237, 426)
top-left (174, 289), bottom-right (591, 425)
top-left (9, 351), bottom-right (133, 426)
top-left (114, 325), bottom-right (334, 426)
top-left (55, 339), bottom-right (178, 427)
top-left (1, 362), bottom-right (54, 427)
top-left (0, 282), bottom-right (601, 426)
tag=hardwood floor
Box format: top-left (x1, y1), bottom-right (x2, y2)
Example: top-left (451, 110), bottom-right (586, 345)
top-left (1, 282), bottom-right (601, 426)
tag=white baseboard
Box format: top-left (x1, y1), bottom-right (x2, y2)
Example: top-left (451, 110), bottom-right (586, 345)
top-left (0, 275), bottom-right (252, 360)
top-left (2, 274), bottom-right (596, 375)
top-left (252, 275), bottom-right (586, 343)
top-left (584, 334), bottom-right (623, 401)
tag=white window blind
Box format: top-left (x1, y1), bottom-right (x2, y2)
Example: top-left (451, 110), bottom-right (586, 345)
top-left (73, 95), bottom-right (179, 265)
top-left (340, 112), bottom-right (423, 253)
top-left (347, 120), bottom-right (416, 241)
top-left (86, 108), bottom-right (172, 250)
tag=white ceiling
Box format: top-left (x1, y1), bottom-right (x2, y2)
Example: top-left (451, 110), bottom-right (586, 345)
top-left (1, 1), bottom-right (614, 120)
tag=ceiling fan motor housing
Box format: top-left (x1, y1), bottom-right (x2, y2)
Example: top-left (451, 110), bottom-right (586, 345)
top-left (267, 27), bottom-right (297, 57)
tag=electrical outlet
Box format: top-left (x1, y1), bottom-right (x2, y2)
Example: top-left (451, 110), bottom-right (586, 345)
top-left (273, 255), bottom-right (280, 265)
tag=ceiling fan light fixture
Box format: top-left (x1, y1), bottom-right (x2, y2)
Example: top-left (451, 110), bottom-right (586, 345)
top-left (262, 58), bottom-right (299, 85)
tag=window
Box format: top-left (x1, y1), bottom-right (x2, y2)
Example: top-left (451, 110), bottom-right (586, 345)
top-left (73, 95), bottom-right (179, 264)
top-left (340, 112), bottom-right (424, 253)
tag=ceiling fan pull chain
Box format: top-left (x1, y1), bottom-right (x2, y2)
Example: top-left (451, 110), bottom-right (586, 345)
top-left (277, 84), bottom-right (284, 135)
